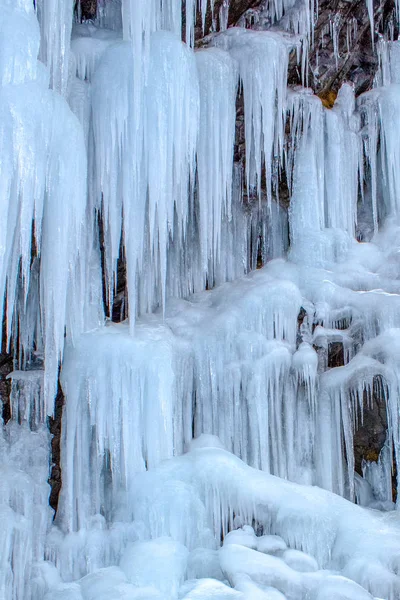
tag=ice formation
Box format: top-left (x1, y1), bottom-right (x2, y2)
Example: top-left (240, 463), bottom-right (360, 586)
top-left (0, 0), bottom-right (88, 409)
top-left (35, 0), bottom-right (74, 94)
top-left (2, 0), bottom-right (400, 598)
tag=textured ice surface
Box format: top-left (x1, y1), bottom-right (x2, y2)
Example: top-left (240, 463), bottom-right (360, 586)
top-left (120, 538), bottom-right (188, 595)
top-left (0, 423), bottom-right (52, 600)
top-left (45, 446), bottom-right (400, 599)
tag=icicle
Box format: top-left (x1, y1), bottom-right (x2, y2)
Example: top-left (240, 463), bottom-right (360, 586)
top-left (374, 38), bottom-right (400, 87)
top-left (92, 32), bottom-right (199, 324)
top-left (288, 85), bottom-right (360, 266)
top-left (360, 40), bottom-right (400, 225)
top-left (362, 437), bottom-right (394, 509)
top-left (7, 370), bottom-right (44, 429)
top-left (331, 12), bottom-right (341, 69)
top-left (57, 321), bottom-right (187, 534)
top-left (71, 25), bottom-right (120, 83)
top-left (35, 0), bottom-right (74, 94)
top-left (219, 0), bottom-right (230, 31)
top-left (145, 32), bottom-right (199, 312)
top-left (366, 0), bottom-right (374, 48)
top-left (287, 90), bottom-right (326, 265)
top-left (96, 0), bottom-right (123, 30)
top-left (195, 47), bottom-right (238, 282)
top-left (215, 28), bottom-right (295, 202)
top-left (120, 0), bottom-right (214, 48)
top-left (376, 86), bottom-right (400, 217)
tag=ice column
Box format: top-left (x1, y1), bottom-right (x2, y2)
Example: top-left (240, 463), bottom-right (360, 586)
top-left (195, 47), bottom-right (238, 283)
top-left (289, 85), bottom-right (360, 266)
top-left (0, 0), bottom-right (88, 411)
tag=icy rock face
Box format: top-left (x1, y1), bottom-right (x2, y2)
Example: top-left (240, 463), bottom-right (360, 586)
top-left (89, 24), bottom-right (293, 321)
top-left (4, 0), bottom-right (400, 599)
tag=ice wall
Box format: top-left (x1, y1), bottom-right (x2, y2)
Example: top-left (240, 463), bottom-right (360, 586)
top-left (2, 0), bottom-right (400, 599)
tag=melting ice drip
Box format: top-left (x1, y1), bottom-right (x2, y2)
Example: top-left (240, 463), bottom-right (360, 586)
top-left (2, 0), bottom-right (400, 599)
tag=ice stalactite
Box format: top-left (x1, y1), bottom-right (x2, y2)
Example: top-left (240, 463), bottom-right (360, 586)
top-left (361, 437), bottom-right (393, 507)
top-left (196, 47), bottom-right (238, 282)
top-left (219, 0), bottom-right (231, 31)
top-left (318, 354), bottom-right (387, 501)
top-left (35, 0), bottom-right (74, 94)
top-left (84, 18), bottom-right (294, 321)
top-left (287, 90), bottom-right (326, 265)
top-left (7, 370), bottom-right (44, 429)
top-left (57, 320), bottom-right (192, 533)
top-left (324, 84), bottom-right (361, 236)
top-left (215, 28), bottom-right (295, 201)
top-left (366, 0), bottom-right (374, 48)
top-left (119, 0), bottom-right (216, 62)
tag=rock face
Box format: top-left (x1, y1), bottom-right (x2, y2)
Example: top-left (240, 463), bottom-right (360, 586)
top-left (75, 0), bottom-right (397, 96)
top-left (76, 0), bottom-right (97, 20)
top-left (0, 352), bottom-right (13, 424)
top-left (353, 378), bottom-right (388, 475)
top-left (48, 386), bottom-right (65, 512)
top-left (299, 0), bottom-right (397, 95)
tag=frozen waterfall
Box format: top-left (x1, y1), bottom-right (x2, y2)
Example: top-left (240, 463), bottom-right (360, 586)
top-left (2, 0), bottom-right (400, 599)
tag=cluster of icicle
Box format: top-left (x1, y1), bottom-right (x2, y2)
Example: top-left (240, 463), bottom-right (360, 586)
top-left (3, 0), bottom-right (400, 599)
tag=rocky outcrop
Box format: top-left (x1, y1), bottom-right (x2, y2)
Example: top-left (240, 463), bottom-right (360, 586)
top-left (0, 351), bottom-right (13, 424)
top-left (48, 385), bottom-right (65, 513)
top-left (353, 377), bottom-right (388, 475)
